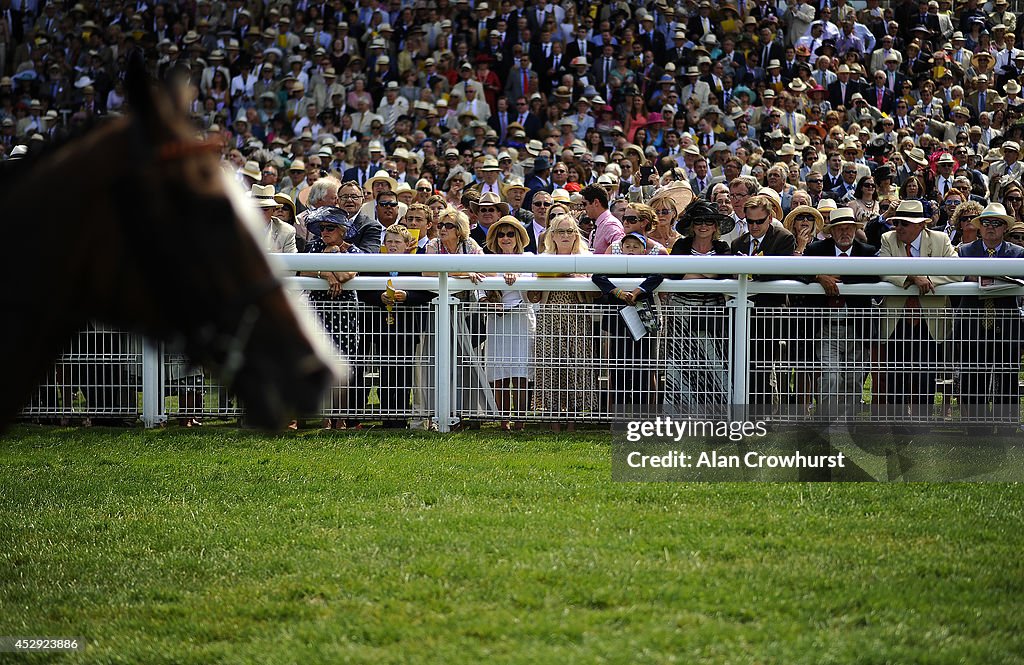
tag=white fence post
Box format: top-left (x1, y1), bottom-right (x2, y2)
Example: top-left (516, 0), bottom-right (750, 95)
top-left (731, 276), bottom-right (751, 417)
top-left (435, 271), bottom-right (453, 432)
top-left (141, 338), bottom-right (164, 428)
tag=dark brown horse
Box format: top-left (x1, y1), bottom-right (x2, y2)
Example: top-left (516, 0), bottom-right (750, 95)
top-left (0, 58), bottom-right (337, 429)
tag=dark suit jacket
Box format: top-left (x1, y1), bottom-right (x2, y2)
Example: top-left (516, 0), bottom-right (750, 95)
top-left (342, 166), bottom-right (371, 188)
top-left (730, 225), bottom-right (797, 307)
top-left (828, 79), bottom-right (860, 108)
top-left (800, 238), bottom-right (880, 310)
top-left (865, 85), bottom-right (896, 114)
top-left (956, 239), bottom-right (1024, 310)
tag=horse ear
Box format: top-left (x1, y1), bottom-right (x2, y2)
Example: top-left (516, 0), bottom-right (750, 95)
top-left (124, 48), bottom-right (160, 123)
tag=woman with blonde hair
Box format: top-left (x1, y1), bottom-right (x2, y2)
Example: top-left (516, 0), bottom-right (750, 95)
top-left (606, 203), bottom-right (668, 254)
top-left (531, 214), bottom-right (595, 431)
top-left (782, 205), bottom-right (826, 414)
top-left (784, 205), bottom-right (825, 256)
top-left (647, 195), bottom-right (683, 249)
top-left (949, 200), bottom-right (985, 247)
top-left (483, 216), bottom-right (536, 430)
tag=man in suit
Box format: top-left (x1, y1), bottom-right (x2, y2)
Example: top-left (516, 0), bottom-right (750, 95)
top-left (469, 155), bottom-right (509, 199)
top-left (828, 161), bottom-right (860, 202)
top-left (828, 64), bottom-right (859, 108)
top-left (801, 208), bottom-right (880, 419)
top-left (955, 203), bottom-right (1024, 426)
top-left (689, 156), bottom-right (712, 197)
top-left (731, 194), bottom-right (797, 407)
top-left (867, 70), bottom-right (897, 115)
top-left (469, 192), bottom-right (511, 249)
top-left (252, 184), bottom-right (298, 253)
top-left (987, 140), bottom-right (1022, 202)
top-left (679, 66), bottom-right (711, 111)
top-left (342, 149), bottom-right (372, 188)
top-left (877, 200), bottom-right (962, 421)
top-left (758, 27), bottom-right (785, 73)
top-left (564, 24), bottom-right (593, 62)
top-left (870, 35), bottom-right (903, 72)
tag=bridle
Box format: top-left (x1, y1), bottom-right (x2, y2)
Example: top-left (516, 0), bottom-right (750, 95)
top-left (120, 130), bottom-right (286, 388)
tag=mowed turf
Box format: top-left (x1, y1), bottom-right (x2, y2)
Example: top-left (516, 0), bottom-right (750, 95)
top-left (1, 425), bottom-right (1022, 664)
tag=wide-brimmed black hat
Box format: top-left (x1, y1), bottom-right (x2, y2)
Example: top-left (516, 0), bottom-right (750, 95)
top-left (675, 199), bottom-right (734, 236)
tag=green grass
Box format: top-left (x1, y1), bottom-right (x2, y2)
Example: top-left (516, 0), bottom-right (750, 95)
top-left (1, 425), bottom-right (1022, 664)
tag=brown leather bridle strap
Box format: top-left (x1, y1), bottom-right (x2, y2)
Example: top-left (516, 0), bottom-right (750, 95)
top-left (157, 139), bottom-right (222, 161)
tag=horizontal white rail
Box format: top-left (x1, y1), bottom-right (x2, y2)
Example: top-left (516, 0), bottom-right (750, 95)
top-left (276, 253), bottom-right (1024, 277)
top-left (287, 276), bottom-right (1024, 297)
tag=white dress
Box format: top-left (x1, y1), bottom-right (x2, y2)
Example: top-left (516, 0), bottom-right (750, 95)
top-left (484, 263), bottom-right (536, 382)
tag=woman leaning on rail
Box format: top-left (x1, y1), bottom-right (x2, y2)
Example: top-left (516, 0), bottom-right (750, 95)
top-left (663, 201), bottom-right (732, 417)
top-left (528, 213), bottom-right (596, 432)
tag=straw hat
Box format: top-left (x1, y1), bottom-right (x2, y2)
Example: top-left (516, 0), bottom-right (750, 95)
top-left (486, 215), bottom-right (530, 248)
top-left (906, 147), bottom-right (929, 169)
top-left (889, 199), bottom-right (929, 224)
top-left (241, 160), bottom-right (262, 180)
top-left (784, 205), bottom-right (824, 229)
top-left (471, 191), bottom-right (511, 215)
top-left (823, 207), bottom-right (861, 230)
top-left (972, 202), bottom-right (1015, 226)
top-left (649, 181), bottom-right (695, 217)
top-left (249, 183), bottom-right (279, 208)
top-left (365, 169), bottom-right (398, 191)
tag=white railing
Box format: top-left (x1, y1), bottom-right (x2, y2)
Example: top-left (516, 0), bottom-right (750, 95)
top-left (21, 255), bottom-right (1024, 431)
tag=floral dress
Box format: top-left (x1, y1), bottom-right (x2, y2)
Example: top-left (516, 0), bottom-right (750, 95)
top-left (306, 238), bottom-right (359, 364)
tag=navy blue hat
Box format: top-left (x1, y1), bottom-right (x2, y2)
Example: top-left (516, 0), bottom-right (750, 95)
top-left (306, 206), bottom-right (351, 235)
top-left (621, 231), bottom-right (648, 248)
top-left (534, 156), bottom-right (550, 173)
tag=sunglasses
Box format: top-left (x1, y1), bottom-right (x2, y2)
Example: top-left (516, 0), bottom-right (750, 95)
top-left (656, 209), bottom-right (673, 215)
top-left (862, 183), bottom-right (875, 188)
top-left (378, 201), bottom-right (398, 208)
top-left (438, 222), bottom-right (458, 230)
top-left (495, 230), bottom-right (518, 238)
top-left (746, 216), bottom-right (769, 225)
top-left (417, 187), bottom-right (432, 192)
top-left (1006, 196), bottom-right (1023, 203)
top-left (320, 224), bottom-right (342, 232)
top-left (622, 215), bottom-right (640, 223)
top-left (1007, 234), bottom-right (1024, 241)
top-left (553, 229), bottom-right (576, 235)
top-left (692, 220), bottom-right (717, 227)
top-left (806, 179), bottom-right (822, 184)
top-left (478, 206), bottom-right (498, 213)
top-left (981, 219), bottom-right (1007, 227)
top-left (943, 199), bottom-right (962, 207)
top-left (794, 214), bottom-right (816, 222)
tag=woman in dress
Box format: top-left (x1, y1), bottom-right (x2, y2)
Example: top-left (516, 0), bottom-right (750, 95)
top-left (530, 214), bottom-right (595, 431)
top-left (664, 201), bottom-right (732, 415)
top-left (301, 206), bottom-right (360, 429)
top-left (847, 174), bottom-right (879, 226)
top-left (484, 217), bottom-right (536, 430)
top-left (424, 207), bottom-right (488, 421)
top-left (647, 195), bottom-right (683, 250)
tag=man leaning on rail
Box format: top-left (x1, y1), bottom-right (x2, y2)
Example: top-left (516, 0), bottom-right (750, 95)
top-left (954, 203), bottom-right (1024, 431)
top-left (877, 200), bottom-right (962, 424)
top-left (799, 207), bottom-right (880, 423)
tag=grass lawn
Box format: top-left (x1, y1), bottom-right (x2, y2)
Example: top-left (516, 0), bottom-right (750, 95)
top-left (1, 425), bottom-right (1022, 664)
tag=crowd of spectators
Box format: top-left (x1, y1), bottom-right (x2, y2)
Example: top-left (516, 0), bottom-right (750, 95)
top-left (5, 0), bottom-right (1024, 428)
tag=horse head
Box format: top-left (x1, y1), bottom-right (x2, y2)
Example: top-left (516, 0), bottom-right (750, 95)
top-left (97, 56), bottom-right (339, 427)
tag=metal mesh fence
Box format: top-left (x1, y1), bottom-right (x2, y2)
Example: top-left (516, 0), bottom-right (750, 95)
top-left (18, 287), bottom-right (1024, 429)
top-left (21, 324), bottom-right (142, 422)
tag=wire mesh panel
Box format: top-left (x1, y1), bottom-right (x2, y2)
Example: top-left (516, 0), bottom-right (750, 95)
top-left (751, 306), bottom-right (1024, 426)
top-left (661, 296), bottom-right (733, 418)
top-left (162, 354), bottom-right (241, 420)
top-left (21, 324), bottom-right (142, 421)
top-left (309, 296), bottom-right (437, 427)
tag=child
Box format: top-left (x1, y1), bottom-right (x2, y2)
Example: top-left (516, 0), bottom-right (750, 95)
top-left (592, 232), bottom-right (665, 412)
